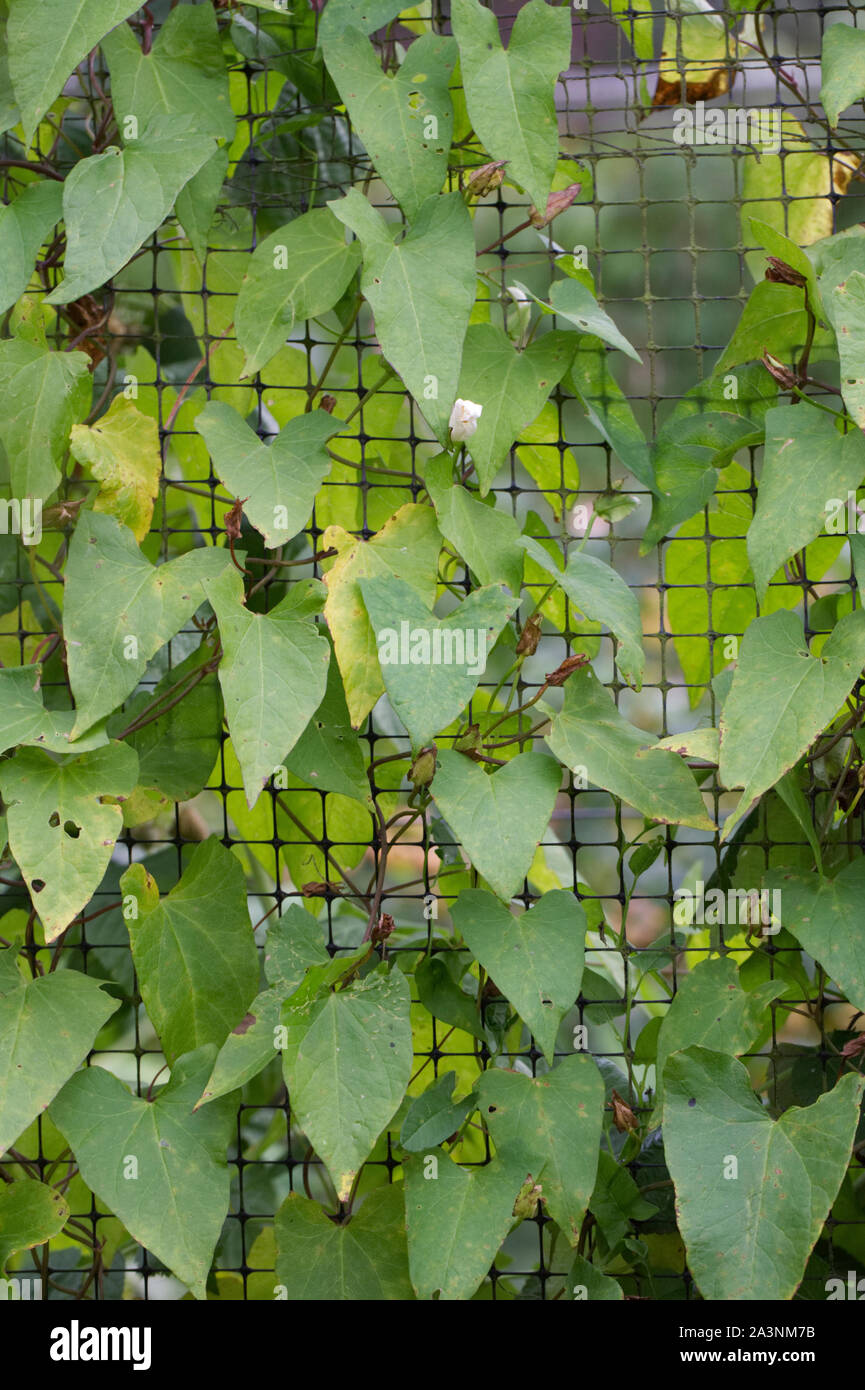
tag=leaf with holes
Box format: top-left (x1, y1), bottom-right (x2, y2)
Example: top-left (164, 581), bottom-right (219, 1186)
top-left (432, 750), bottom-right (561, 902)
top-left (0, 965), bottom-right (120, 1156)
top-left (321, 28), bottom-right (455, 219)
top-left (50, 1046), bottom-right (235, 1301)
top-left (195, 401), bottom-right (345, 550)
top-left (823, 268), bottom-right (865, 431)
top-left (654, 956), bottom-right (784, 1118)
top-left (452, 888), bottom-right (586, 1064)
top-left (0, 741), bottom-right (138, 941)
top-left (474, 1056), bottom-right (605, 1245)
top-left (663, 1046), bottom-right (863, 1300)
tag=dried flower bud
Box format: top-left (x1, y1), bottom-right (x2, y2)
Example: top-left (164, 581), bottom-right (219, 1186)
top-left (544, 653), bottom-right (588, 687)
top-left (409, 745), bottom-right (437, 788)
top-left (371, 912), bottom-right (395, 945)
top-left (320, 394), bottom-right (337, 414)
top-left (841, 1034), bottom-right (865, 1059)
top-left (761, 352), bottom-right (798, 391)
top-left (610, 1089), bottom-right (638, 1133)
top-left (764, 256), bottom-right (807, 289)
top-left (301, 880), bottom-right (342, 898)
top-left (224, 496), bottom-right (248, 542)
top-left (465, 160), bottom-right (507, 198)
top-left (529, 183), bottom-right (581, 228)
top-left (516, 613), bottom-right (542, 656)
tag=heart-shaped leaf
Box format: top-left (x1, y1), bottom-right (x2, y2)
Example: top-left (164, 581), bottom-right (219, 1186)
top-left (195, 401), bottom-right (345, 549)
top-left (0, 966), bottom-right (120, 1155)
top-left (359, 575), bottom-right (516, 750)
top-left (451, 888), bottom-right (586, 1063)
top-left (432, 749), bottom-right (561, 901)
top-left (50, 1047), bottom-right (236, 1302)
top-left (275, 1185), bottom-right (415, 1300)
top-left (663, 1046), bottom-right (863, 1301)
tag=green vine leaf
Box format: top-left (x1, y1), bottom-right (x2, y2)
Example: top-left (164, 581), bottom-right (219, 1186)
top-left (654, 956), bottom-right (785, 1117)
top-left (404, 1147), bottom-right (528, 1301)
top-left (50, 1046), bottom-right (236, 1302)
top-left (359, 575), bottom-right (517, 750)
top-left (281, 962), bottom-right (413, 1201)
top-left (234, 208), bottom-right (361, 378)
top-left (196, 906), bottom-right (330, 1108)
top-left (6, 0), bottom-right (141, 142)
top-left (204, 565), bottom-right (331, 808)
top-left (546, 667), bottom-right (714, 831)
top-left (748, 405), bottom-right (865, 604)
top-left (275, 1185), bottom-right (415, 1300)
top-left (0, 1178), bottom-right (69, 1275)
top-left (46, 127), bottom-right (217, 306)
top-left (424, 453), bottom-right (524, 595)
top-left (400, 1072), bottom-right (478, 1153)
top-left (451, 888), bottom-right (587, 1064)
top-left (455, 324), bottom-right (577, 494)
top-left (0, 965), bottom-right (120, 1155)
top-left (195, 401), bottom-right (345, 550)
top-left (450, 0), bottom-right (571, 213)
top-left (329, 186), bottom-right (476, 442)
top-left (0, 180), bottom-right (63, 315)
top-left (663, 1046), bottom-right (863, 1300)
top-left (474, 1054), bottom-right (605, 1245)
top-left (122, 837), bottom-right (259, 1065)
top-left (432, 749), bottom-right (561, 901)
top-left (0, 665), bottom-right (108, 755)
top-left (0, 338), bottom-right (91, 499)
top-left (820, 21), bottom-right (865, 127)
top-left (519, 536), bottom-right (645, 689)
top-left (323, 502), bottom-right (441, 727)
top-left (719, 609), bottom-right (865, 838)
top-left (64, 510), bottom-right (232, 736)
top-left (764, 859), bottom-right (865, 1013)
top-left (0, 741), bottom-right (138, 941)
top-left (321, 29), bottom-right (456, 220)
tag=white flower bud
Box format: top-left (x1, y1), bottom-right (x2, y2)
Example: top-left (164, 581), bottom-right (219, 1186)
top-left (448, 398), bottom-right (483, 442)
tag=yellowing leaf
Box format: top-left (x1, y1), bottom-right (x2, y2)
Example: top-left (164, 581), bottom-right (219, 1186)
top-left (742, 115), bottom-right (859, 278)
top-left (654, 0), bottom-right (735, 107)
top-left (69, 395), bottom-right (161, 542)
